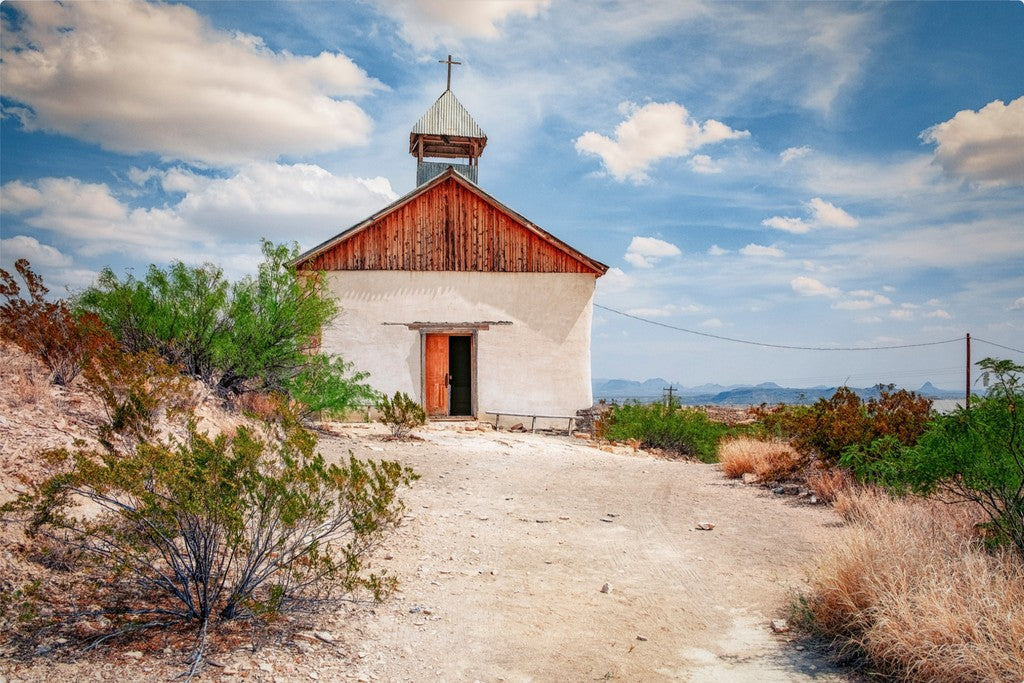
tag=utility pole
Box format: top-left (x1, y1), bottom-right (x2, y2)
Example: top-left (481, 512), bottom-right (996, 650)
top-left (664, 385), bottom-right (676, 408)
top-left (965, 332), bottom-right (971, 410)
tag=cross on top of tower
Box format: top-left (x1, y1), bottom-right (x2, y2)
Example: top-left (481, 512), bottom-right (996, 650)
top-left (439, 54), bottom-right (461, 91)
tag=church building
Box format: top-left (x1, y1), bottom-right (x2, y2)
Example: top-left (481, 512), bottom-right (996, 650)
top-left (293, 59), bottom-right (607, 422)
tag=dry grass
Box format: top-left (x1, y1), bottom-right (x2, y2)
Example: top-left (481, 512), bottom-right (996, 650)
top-left (804, 488), bottom-right (1024, 681)
top-left (718, 436), bottom-right (803, 481)
top-left (805, 467), bottom-right (852, 503)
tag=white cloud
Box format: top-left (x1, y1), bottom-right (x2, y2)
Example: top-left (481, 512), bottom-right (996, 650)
top-left (689, 154), bottom-right (723, 174)
top-left (370, 0), bottom-right (549, 50)
top-left (791, 276), bottom-right (840, 297)
top-left (624, 303), bottom-right (701, 318)
top-left (856, 316), bottom-right (882, 324)
top-left (1011, 297), bottom-right (1024, 311)
top-left (920, 96), bottom-right (1024, 186)
top-left (0, 235), bottom-right (73, 268)
top-left (575, 101), bottom-right (749, 183)
top-left (827, 218), bottom-right (1024, 271)
top-left (741, 244), bottom-right (784, 258)
top-left (889, 309), bottom-right (914, 321)
top-left (596, 266), bottom-right (634, 294)
top-left (0, 164), bottom-right (397, 266)
top-left (708, 244), bottom-right (729, 256)
top-left (780, 146), bottom-right (812, 164)
top-left (624, 236), bottom-right (682, 268)
top-left (925, 309), bottom-right (952, 319)
top-left (833, 291), bottom-right (891, 310)
top-left (762, 197), bottom-right (857, 233)
top-left (700, 318), bottom-right (725, 328)
top-left (0, 0), bottom-right (381, 165)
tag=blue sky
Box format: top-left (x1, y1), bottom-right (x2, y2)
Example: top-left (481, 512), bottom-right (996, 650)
top-left (2, 0), bottom-right (1022, 389)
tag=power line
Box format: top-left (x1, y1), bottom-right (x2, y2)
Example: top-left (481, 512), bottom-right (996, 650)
top-left (973, 337), bottom-right (1024, 355)
top-left (594, 303), bottom-right (964, 352)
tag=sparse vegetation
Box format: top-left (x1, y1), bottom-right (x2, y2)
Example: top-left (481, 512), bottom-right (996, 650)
top-left (377, 391), bottom-right (426, 438)
top-left (599, 403), bottom-right (727, 462)
top-left (2, 395), bottom-right (416, 664)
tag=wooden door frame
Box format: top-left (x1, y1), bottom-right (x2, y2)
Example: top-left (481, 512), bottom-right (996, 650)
top-left (419, 329), bottom-right (478, 420)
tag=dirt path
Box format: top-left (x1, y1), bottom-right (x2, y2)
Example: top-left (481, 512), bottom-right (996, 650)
top-left (1, 418), bottom-right (851, 682)
top-left (328, 423), bottom-right (849, 682)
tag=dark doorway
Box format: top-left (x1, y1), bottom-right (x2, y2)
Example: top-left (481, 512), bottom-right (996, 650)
top-left (448, 335), bottom-right (472, 416)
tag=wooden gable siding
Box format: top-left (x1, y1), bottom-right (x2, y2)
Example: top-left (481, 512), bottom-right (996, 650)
top-left (303, 177), bottom-right (601, 275)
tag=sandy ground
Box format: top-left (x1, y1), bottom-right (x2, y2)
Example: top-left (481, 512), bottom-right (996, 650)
top-left (1, 387), bottom-right (851, 681)
top-left (318, 422), bottom-right (849, 682)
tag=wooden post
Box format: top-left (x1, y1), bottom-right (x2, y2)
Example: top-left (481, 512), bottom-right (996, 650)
top-left (966, 332), bottom-right (971, 410)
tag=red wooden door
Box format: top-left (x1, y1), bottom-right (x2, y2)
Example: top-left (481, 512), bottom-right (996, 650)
top-left (425, 334), bottom-right (449, 416)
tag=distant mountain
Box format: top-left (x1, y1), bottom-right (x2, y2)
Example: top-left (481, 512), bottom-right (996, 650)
top-left (592, 378), bottom-right (964, 405)
top-left (918, 382), bottom-right (963, 399)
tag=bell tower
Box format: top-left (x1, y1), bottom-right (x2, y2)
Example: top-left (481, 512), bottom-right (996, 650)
top-left (409, 55), bottom-right (488, 186)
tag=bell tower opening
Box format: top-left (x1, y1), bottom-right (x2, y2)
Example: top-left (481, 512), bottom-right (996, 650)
top-left (409, 55), bottom-right (488, 186)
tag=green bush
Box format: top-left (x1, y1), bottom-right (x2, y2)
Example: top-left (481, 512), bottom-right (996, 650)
top-left (377, 391), bottom-right (426, 438)
top-left (77, 240), bottom-right (371, 417)
top-left (283, 353), bottom-right (378, 420)
top-left (5, 413), bottom-right (417, 629)
top-left (601, 403), bottom-right (727, 462)
top-left (896, 358), bottom-right (1024, 555)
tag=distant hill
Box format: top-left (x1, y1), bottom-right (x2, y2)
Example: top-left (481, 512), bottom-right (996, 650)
top-left (593, 378), bottom-right (965, 405)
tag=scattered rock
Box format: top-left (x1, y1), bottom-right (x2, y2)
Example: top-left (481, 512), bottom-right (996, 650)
top-left (771, 619), bottom-right (791, 633)
top-left (636, 635), bottom-right (648, 642)
top-left (741, 472), bottom-right (759, 484)
top-left (535, 518), bottom-right (551, 523)
top-left (258, 662), bottom-right (274, 672)
top-left (695, 522), bottom-right (715, 531)
top-left (809, 495), bottom-right (819, 504)
top-left (600, 582), bottom-right (611, 594)
top-left (124, 651), bottom-right (144, 660)
top-left (600, 517), bottom-right (614, 523)
top-left (313, 630), bottom-right (336, 644)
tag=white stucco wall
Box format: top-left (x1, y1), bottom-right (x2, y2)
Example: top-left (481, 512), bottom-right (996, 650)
top-left (320, 271), bottom-right (596, 417)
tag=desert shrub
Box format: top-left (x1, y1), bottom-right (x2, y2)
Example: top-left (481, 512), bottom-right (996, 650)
top-left (82, 343), bottom-right (193, 454)
top-left (283, 353), bottom-right (378, 419)
top-left (78, 240), bottom-right (343, 401)
top-left (893, 358), bottom-right (1024, 556)
top-left (377, 391), bottom-right (426, 438)
top-left (217, 242), bottom-right (336, 396)
top-left (601, 403), bottom-right (727, 462)
top-left (78, 259), bottom-right (229, 381)
top-left (719, 437), bottom-right (803, 480)
top-left (1, 259), bottom-right (111, 385)
top-left (802, 490), bottom-right (1024, 681)
top-left (756, 385), bottom-right (932, 466)
top-left (5, 414), bottom-right (417, 630)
